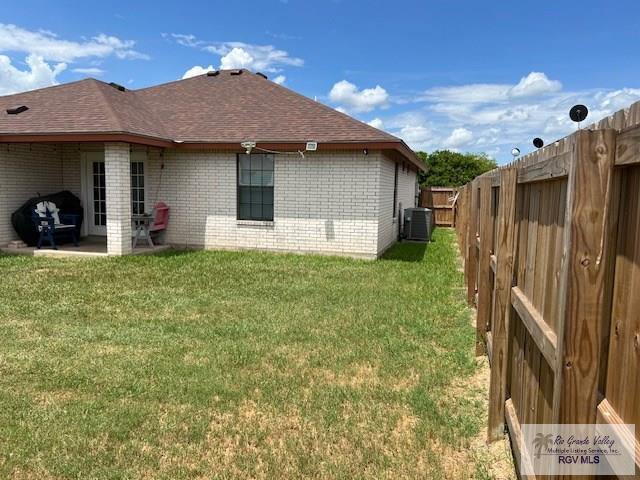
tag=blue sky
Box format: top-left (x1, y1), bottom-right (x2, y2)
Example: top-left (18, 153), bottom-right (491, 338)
top-left (1, 0), bottom-right (639, 163)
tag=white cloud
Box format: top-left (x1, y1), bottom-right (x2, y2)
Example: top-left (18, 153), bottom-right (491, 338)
top-left (329, 80), bottom-right (389, 113)
top-left (0, 23), bottom-right (148, 62)
top-left (367, 117), bottom-right (384, 129)
top-left (595, 88), bottom-right (640, 111)
top-left (377, 72), bottom-right (640, 163)
top-left (182, 64), bottom-right (215, 79)
top-left (0, 24), bottom-right (147, 95)
top-left (273, 74), bottom-right (286, 85)
top-left (211, 43), bottom-right (302, 72)
top-left (167, 33), bottom-right (201, 48)
top-left (0, 54), bottom-right (66, 95)
top-left (168, 34), bottom-right (303, 74)
top-left (72, 67), bottom-right (104, 76)
top-left (421, 72), bottom-right (562, 104)
top-left (443, 127), bottom-right (473, 148)
top-left (510, 72), bottom-right (562, 98)
top-left (422, 84), bottom-right (508, 104)
top-left (399, 124), bottom-right (432, 145)
top-left (219, 47), bottom-right (255, 70)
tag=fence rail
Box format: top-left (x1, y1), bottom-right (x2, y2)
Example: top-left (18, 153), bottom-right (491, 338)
top-left (456, 100), bottom-right (640, 478)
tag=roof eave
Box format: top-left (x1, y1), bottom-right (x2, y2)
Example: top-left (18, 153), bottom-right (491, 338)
top-left (0, 132), bottom-right (173, 148)
top-left (175, 140), bottom-right (426, 171)
top-left (0, 133), bottom-right (425, 172)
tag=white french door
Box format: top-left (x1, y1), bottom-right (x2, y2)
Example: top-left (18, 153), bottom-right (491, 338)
top-left (81, 151), bottom-right (147, 237)
top-left (83, 152), bottom-right (107, 236)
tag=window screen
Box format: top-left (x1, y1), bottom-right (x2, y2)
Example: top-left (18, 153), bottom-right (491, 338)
top-left (237, 154), bottom-right (274, 221)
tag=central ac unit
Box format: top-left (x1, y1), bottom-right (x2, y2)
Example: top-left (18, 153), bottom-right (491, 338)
top-left (403, 208), bottom-right (432, 241)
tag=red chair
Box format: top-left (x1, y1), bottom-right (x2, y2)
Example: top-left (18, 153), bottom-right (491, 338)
top-left (150, 202), bottom-right (169, 244)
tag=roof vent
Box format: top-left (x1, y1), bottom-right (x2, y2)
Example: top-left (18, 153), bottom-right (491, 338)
top-left (230, 69), bottom-right (243, 76)
top-left (206, 70), bottom-right (220, 77)
top-left (108, 82), bottom-right (126, 92)
top-left (6, 105), bottom-right (28, 115)
top-left (256, 72), bottom-right (268, 79)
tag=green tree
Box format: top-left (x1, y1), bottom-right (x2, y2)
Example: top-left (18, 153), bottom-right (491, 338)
top-left (416, 150), bottom-right (497, 187)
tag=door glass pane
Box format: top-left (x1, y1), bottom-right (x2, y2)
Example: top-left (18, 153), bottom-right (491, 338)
top-left (92, 161), bottom-right (106, 226)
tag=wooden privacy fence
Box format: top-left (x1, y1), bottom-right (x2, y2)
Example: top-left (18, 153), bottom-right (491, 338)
top-left (456, 100), bottom-right (640, 478)
top-left (419, 186), bottom-right (458, 226)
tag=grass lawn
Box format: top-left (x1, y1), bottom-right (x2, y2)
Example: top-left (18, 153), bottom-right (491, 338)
top-left (0, 229), bottom-right (497, 479)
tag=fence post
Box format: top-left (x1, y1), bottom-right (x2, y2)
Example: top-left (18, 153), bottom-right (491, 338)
top-left (466, 180), bottom-right (479, 305)
top-left (461, 185), bottom-right (469, 253)
top-left (552, 129), bottom-right (617, 425)
top-left (487, 168), bottom-right (518, 441)
top-left (476, 176), bottom-right (494, 356)
top-left (459, 185), bottom-right (469, 275)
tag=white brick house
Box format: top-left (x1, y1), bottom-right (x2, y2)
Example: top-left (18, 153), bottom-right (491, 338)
top-left (0, 70), bottom-right (423, 259)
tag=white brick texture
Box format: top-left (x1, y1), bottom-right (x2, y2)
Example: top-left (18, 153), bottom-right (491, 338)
top-left (377, 157), bottom-right (418, 254)
top-left (0, 144), bottom-right (64, 245)
top-left (144, 150), bottom-right (418, 258)
top-left (104, 143), bottom-right (132, 255)
top-left (153, 150), bottom-right (383, 258)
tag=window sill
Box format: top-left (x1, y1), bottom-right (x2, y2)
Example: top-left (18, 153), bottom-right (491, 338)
top-left (237, 220), bottom-right (275, 228)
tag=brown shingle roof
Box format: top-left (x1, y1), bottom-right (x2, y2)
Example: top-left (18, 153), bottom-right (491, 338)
top-left (0, 70), bottom-right (423, 169)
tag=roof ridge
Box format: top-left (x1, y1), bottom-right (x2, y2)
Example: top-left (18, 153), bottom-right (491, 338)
top-left (89, 79), bottom-right (127, 133)
top-left (134, 68), bottom-right (251, 92)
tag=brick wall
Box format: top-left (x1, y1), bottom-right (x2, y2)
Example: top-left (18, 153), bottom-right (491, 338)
top-left (0, 144), bottom-right (64, 245)
top-left (377, 156), bottom-right (418, 255)
top-left (104, 143), bottom-right (132, 255)
top-left (61, 144), bottom-right (82, 199)
top-left (153, 150), bottom-right (385, 258)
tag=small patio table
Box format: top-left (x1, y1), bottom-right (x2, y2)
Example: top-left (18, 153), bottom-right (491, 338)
top-left (132, 214), bottom-right (154, 248)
